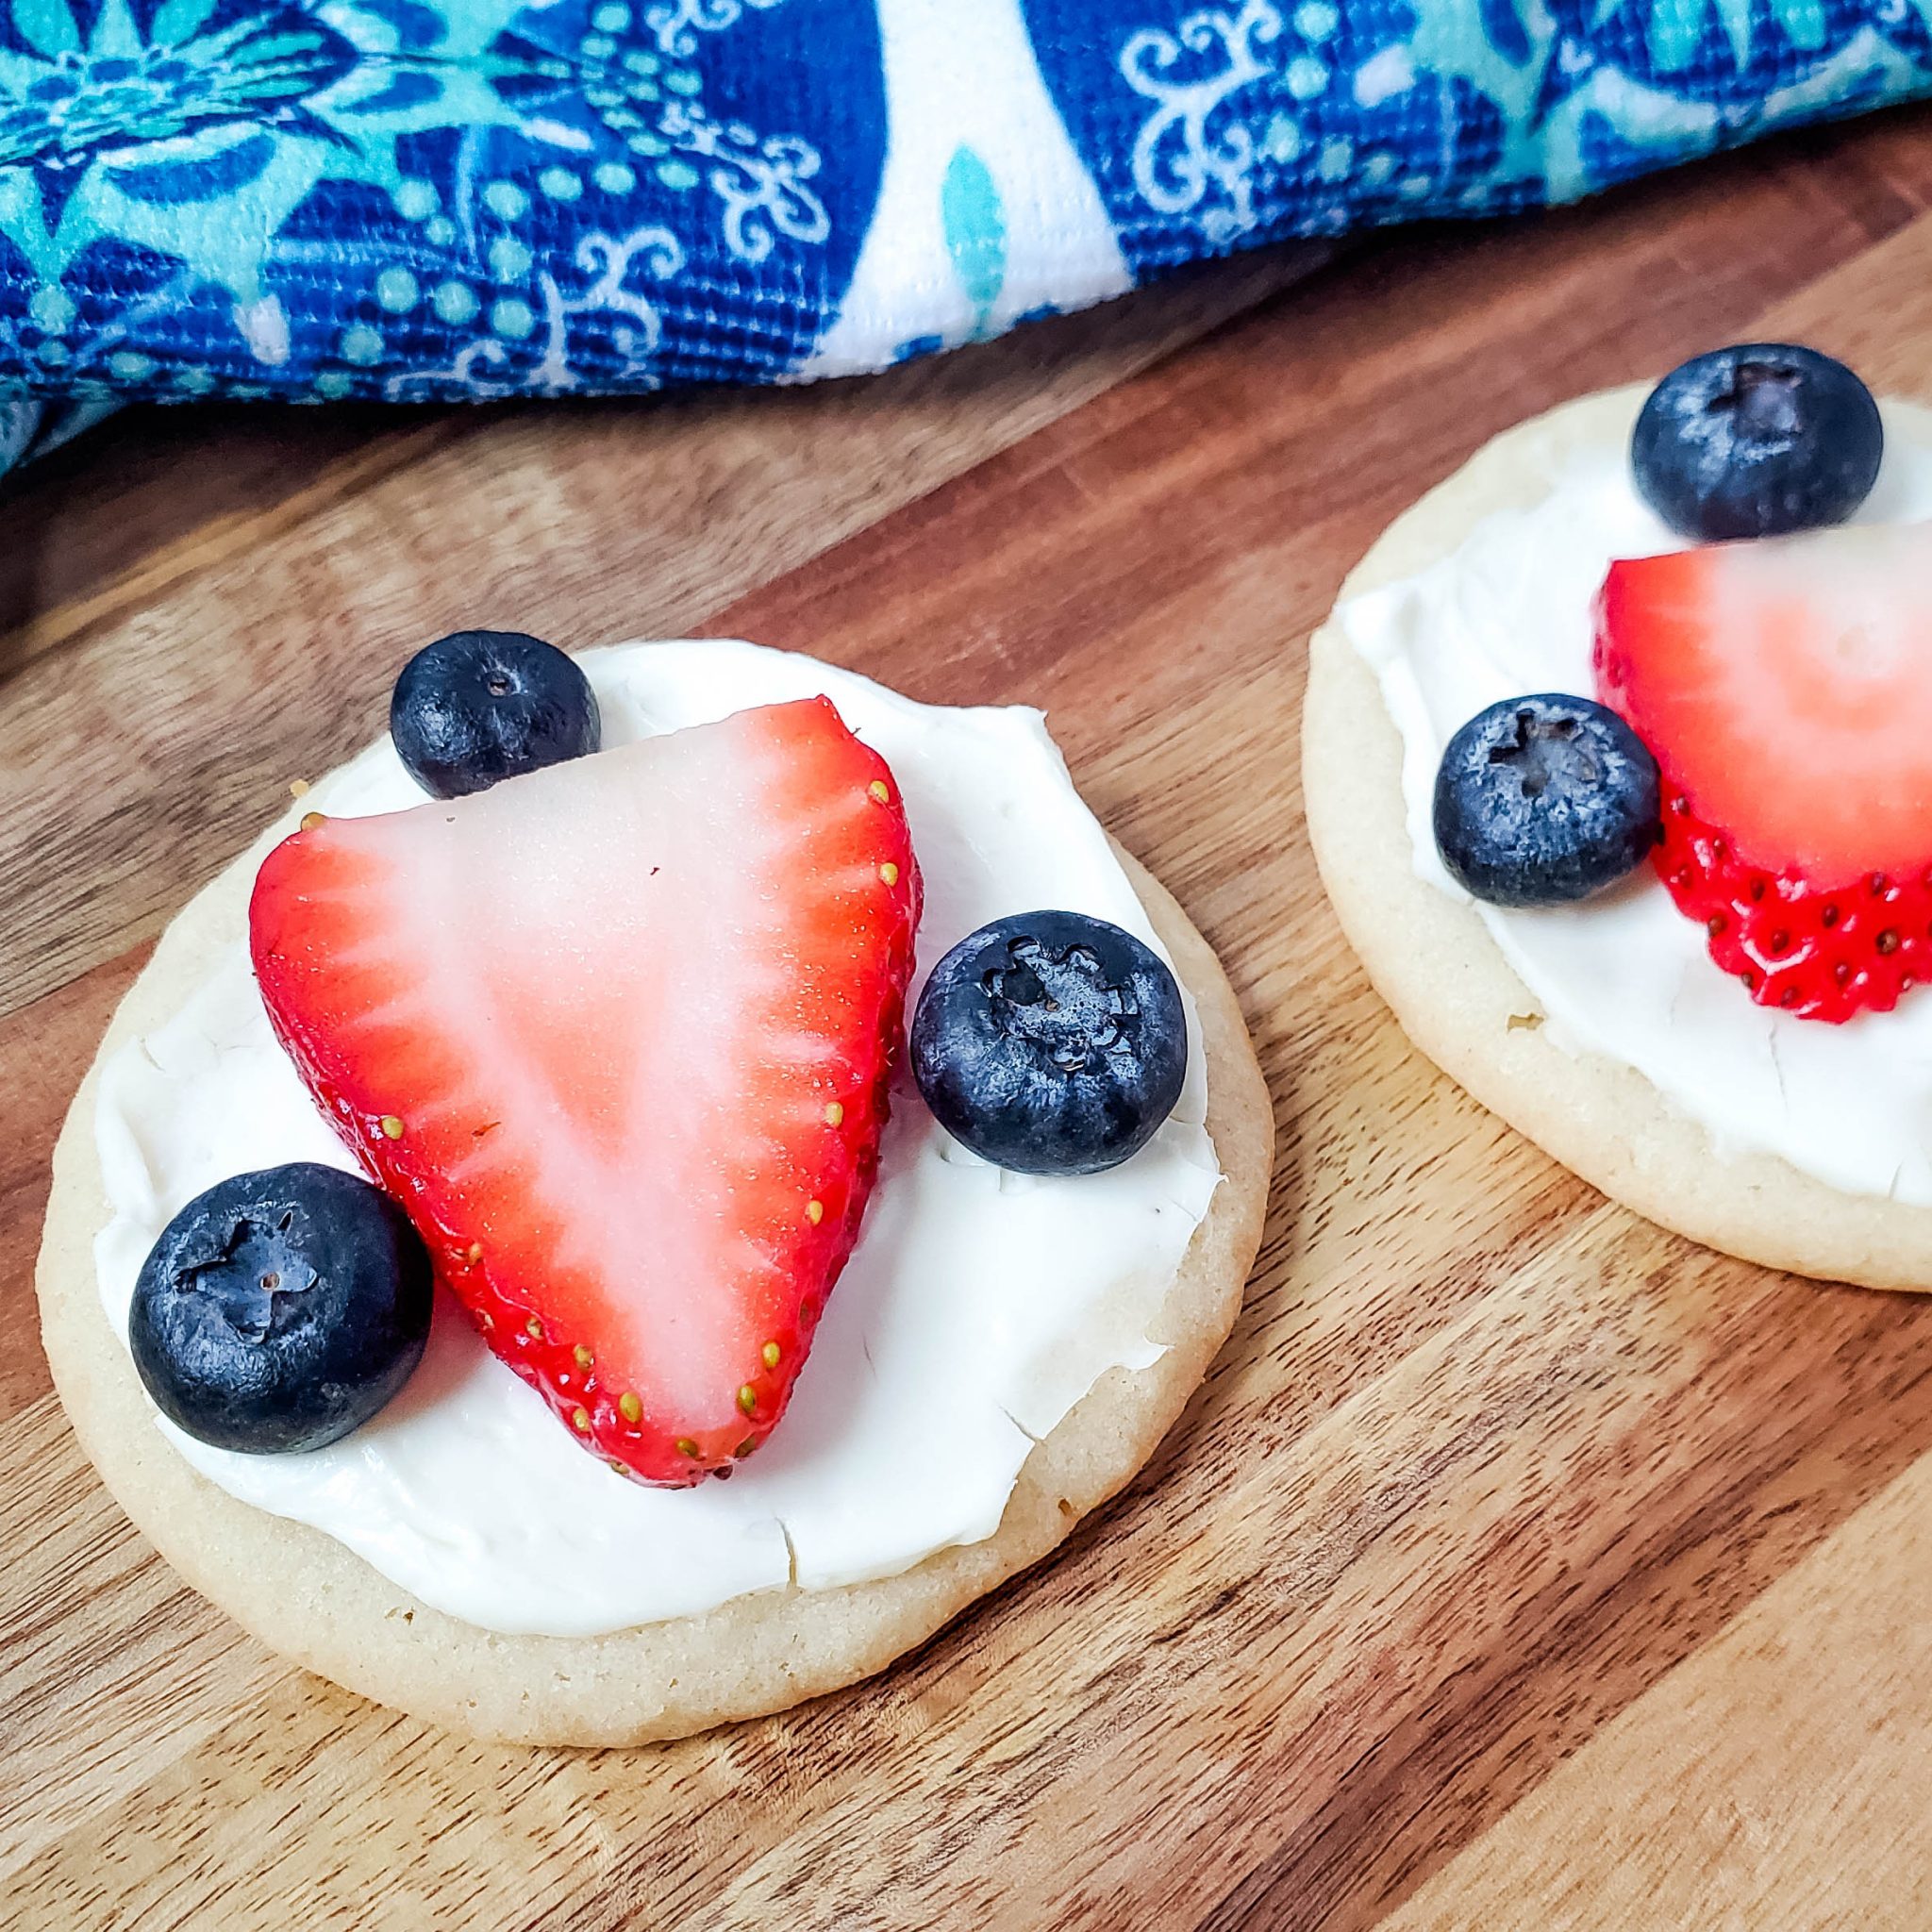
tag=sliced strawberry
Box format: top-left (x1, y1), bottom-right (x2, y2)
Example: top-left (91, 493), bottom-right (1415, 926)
top-left (1593, 524), bottom-right (1932, 1021)
top-left (249, 698), bottom-right (921, 1484)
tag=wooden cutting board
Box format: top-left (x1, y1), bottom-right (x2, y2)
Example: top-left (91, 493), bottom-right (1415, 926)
top-left (9, 106), bottom-right (1932, 1931)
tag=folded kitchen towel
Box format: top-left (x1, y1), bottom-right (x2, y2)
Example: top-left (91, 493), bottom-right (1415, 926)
top-left (0, 0), bottom-right (1923, 434)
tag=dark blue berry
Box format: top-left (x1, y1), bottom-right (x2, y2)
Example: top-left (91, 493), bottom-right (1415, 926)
top-left (910, 911), bottom-right (1188, 1176)
top-left (1433, 694), bottom-right (1660, 908)
top-left (129, 1163), bottom-right (433, 1454)
top-left (1632, 343), bottom-right (1882, 541)
top-left (391, 630), bottom-right (600, 799)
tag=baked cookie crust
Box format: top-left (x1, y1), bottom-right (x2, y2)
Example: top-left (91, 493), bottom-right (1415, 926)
top-left (1303, 384), bottom-right (1932, 1291)
top-left (38, 804), bottom-right (1272, 1746)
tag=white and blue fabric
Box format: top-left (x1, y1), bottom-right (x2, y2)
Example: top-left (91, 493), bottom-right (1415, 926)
top-left (0, 0), bottom-right (1923, 459)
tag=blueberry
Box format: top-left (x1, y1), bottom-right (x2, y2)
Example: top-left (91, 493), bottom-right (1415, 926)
top-left (129, 1163), bottom-right (433, 1454)
top-left (390, 630), bottom-right (600, 798)
top-left (910, 911), bottom-right (1189, 1176)
top-left (1433, 694), bottom-right (1660, 908)
top-left (1632, 343), bottom-right (1882, 541)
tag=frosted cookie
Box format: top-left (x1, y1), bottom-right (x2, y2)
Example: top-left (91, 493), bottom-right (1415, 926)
top-left (1305, 345), bottom-right (1932, 1291)
top-left (39, 636), bottom-right (1271, 1745)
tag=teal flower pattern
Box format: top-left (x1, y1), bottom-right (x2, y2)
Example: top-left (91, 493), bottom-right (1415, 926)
top-left (0, 0), bottom-right (1923, 417)
top-left (0, 0), bottom-right (884, 394)
top-left (1021, 0), bottom-right (1932, 272)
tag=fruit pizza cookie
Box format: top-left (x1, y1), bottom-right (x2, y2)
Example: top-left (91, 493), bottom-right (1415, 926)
top-left (1306, 344), bottom-right (1932, 1289)
top-left (39, 634), bottom-right (1271, 1745)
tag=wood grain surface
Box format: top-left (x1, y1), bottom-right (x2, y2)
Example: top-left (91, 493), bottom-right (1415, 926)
top-left (8, 106), bottom-right (1932, 1929)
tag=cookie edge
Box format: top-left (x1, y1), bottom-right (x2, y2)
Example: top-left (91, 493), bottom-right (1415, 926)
top-left (1301, 382), bottom-right (1932, 1291)
top-left (37, 821), bottom-right (1273, 1747)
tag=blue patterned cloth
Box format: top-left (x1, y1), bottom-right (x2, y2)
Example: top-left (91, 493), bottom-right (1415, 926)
top-left (0, 0), bottom-right (1923, 451)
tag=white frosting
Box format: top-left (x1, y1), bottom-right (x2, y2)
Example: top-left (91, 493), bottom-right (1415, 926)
top-left (92, 640), bottom-right (1221, 1637)
top-left (1341, 397), bottom-right (1932, 1207)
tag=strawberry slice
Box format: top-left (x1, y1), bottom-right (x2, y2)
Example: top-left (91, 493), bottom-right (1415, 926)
top-left (249, 698), bottom-right (921, 1484)
top-left (1593, 524), bottom-right (1932, 1020)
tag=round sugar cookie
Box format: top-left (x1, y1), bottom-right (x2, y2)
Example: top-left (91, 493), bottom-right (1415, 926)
top-left (1303, 383), bottom-right (1932, 1292)
top-left (38, 786), bottom-right (1272, 1746)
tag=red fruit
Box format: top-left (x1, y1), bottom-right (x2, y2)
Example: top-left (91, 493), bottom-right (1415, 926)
top-left (250, 697), bottom-right (922, 1484)
top-left (1594, 525), bottom-right (1932, 1021)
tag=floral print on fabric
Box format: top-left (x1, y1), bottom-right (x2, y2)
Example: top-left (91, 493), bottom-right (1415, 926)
top-left (1021, 0), bottom-right (1932, 275)
top-left (0, 0), bottom-right (1922, 415)
top-left (0, 0), bottom-right (884, 397)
